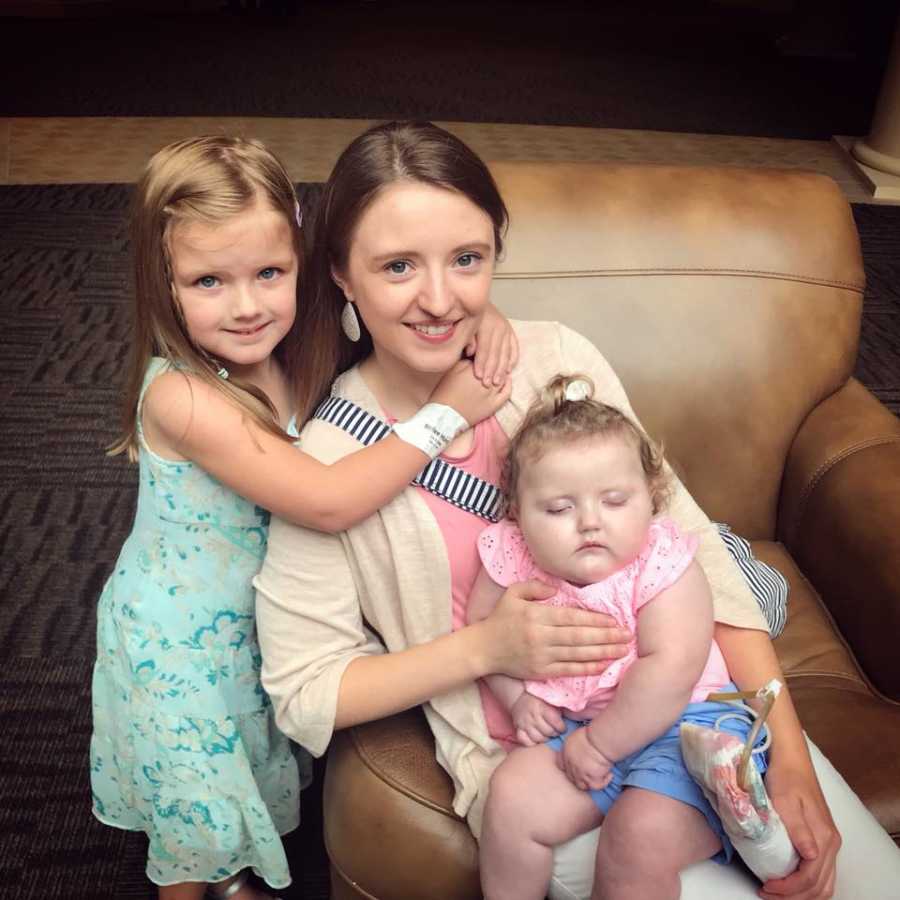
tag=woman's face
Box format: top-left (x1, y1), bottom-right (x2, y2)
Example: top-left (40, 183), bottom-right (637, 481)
top-left (335, 180), bottom-right (496, 380)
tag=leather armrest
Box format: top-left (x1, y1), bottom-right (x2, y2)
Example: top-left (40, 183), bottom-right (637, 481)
top-left (778, 379), bottom-right (900, 701)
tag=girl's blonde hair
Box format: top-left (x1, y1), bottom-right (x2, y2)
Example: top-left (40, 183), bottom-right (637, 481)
top-left (109, 135), bottom-right (304, 460)
top-left (502, 374), bottom-right (671, 518)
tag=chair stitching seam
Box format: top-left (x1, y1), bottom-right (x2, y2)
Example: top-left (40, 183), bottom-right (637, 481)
top-left (794, 437), bottom-right (900, 535)
top-left (350, 729), bottom-right (459, 819)
top-left (494, 268), bottom-right (865, 291)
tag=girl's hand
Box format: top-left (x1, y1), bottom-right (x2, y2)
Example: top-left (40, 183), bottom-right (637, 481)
top-left (477, 579), bottom-right (632, 681)
top-left (430, 359), bottom-right (510, 426)
top-left (758, 761), bottom-right (840, 900)
top-left (557, 725), bottom-right (614, 791)
top-left (510, 693), bottom-right (566, 746)
top-left (465, 303), bottom-right (519, 387)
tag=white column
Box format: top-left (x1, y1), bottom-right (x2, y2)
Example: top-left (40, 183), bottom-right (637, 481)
top-left (851, 17), bottom-right (900, 176)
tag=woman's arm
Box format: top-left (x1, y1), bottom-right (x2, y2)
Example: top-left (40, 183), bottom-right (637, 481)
top-left (715, 624), bottom-right (840, 900)
top-left (336, 579), bottom-right (630, 730)
top-left (465, 566), bottom-right (528, 711)
top-left (254, 515), bottom-right (633, 751)
top-left (467, 565), bottom-right (569, 746)
top-left (143, 362), bottom-right (506, 533)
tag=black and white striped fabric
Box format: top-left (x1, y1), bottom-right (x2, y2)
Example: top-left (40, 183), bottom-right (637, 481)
top-left (313, 396), bottom-right (788, 637)
top-left (715, 523), bottom-right (788, 638)
top-left (313, 395), bottom-right (502, 521)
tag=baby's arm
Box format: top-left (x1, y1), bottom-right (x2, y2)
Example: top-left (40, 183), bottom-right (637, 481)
top-left (559, 559), bottom-right (714, 788)
top-left (143, 359), bottom-right (507, 533)
top-left (468, 567), bottom-right (566, 745)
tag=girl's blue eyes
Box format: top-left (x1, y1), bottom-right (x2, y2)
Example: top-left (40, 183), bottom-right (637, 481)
top-left (387, 261), bottom-right (409, 275)
top-left (194, 268), bottom-right (280, 288)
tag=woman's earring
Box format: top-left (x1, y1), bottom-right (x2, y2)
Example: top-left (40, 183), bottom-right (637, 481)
top-left (341, 299), bottom-right (361, 342)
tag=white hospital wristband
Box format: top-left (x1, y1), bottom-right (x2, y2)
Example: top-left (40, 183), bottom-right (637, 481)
top-left (392, 403), bottom-right (469, 460)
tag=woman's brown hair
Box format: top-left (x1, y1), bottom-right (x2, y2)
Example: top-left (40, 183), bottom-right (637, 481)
top-left (292, 120), bottom-right (509, 423)
top-left (502, 374), bottom-right (672, 519)
top-left (110, 135), bottom-right (304, 460)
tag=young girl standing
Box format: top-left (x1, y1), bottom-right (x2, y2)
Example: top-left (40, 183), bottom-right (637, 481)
top-left (468, 374), bottom-right (769, 900)
top-left (89, 135), bottom-right (514, 900)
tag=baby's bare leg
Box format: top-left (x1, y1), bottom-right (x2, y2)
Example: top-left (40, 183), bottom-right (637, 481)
top-left (592, 787), bottom-right (721, 900)
top-left (481, 744), bottom-right (602, 900)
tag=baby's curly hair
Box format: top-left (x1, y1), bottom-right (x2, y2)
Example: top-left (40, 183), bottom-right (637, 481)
top-left (502, 374), bottom-right (672, 519)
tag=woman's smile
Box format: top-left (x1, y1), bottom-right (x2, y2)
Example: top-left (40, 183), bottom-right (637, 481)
top-left (405, 319), bottom-right (460, 343)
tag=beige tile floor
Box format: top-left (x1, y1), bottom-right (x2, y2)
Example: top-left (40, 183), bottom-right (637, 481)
top-left (0, 116), bottom-right (892, 205)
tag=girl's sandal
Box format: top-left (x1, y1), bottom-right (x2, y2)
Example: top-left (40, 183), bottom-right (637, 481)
top-left (206, 869), bottom-right (283, 900)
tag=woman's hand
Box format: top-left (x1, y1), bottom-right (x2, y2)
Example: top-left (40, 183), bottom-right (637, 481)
top-left (466, 302), bottom-right (519, 387)
top-left (476, 579), bottom-right (632, 681)
top-left (510, 693), bottom-right (566, 746)
top-left (557, 725), bottom-right (614, 792)
top-left (759, 759), bottom-right (840, 900)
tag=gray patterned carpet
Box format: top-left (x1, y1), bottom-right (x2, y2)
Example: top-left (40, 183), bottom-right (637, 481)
top-left (0, 180), bottom-right (898, 899)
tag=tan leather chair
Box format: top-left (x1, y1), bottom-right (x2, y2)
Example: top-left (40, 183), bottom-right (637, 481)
top-left (322, 163), bottom-right (900, 898)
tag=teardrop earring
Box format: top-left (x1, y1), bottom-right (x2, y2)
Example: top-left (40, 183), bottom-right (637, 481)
top-left (341, 300), bottom-right (361, 343)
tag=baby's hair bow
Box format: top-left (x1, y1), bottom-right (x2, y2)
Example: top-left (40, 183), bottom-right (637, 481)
top-left (564, 379), bottom-right (592, 402)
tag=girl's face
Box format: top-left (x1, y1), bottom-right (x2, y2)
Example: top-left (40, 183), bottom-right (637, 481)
top-left (515, 433), bottom-right (655, 586)
top-left (169, 198), bottom-right (297, 379)
top-left (334, 180), bottom-right (495, 383)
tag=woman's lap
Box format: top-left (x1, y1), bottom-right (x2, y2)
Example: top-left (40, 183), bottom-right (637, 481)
top-left (549, 738), bottom-right (900, 900)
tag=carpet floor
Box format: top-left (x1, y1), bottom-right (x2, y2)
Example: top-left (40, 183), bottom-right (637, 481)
top-left (1, 1), bottom-right (895, 140)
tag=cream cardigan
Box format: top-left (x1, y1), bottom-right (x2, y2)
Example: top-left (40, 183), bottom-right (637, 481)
top-left (253, 320), bottom-right (767, 837)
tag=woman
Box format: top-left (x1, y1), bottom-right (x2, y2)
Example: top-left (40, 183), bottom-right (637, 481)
top-left (254, 122), bottom-right (892, 899)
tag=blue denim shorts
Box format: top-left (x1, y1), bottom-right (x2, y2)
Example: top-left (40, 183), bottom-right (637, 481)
top-left (546, 685), bottom-right (769, 864)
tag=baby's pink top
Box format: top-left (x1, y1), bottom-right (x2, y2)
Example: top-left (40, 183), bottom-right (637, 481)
top-left (478, 516), bottom-right (731, 722)
top-left (411, 416), bottom-right (519, 746)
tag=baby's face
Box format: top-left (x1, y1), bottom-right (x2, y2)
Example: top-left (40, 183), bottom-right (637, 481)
top-left (516, 434), bottom-right (655, 586)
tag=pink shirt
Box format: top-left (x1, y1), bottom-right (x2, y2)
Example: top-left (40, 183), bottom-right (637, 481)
top-left (414, 416), bottom-right (519, 746)
top-left (478, 516), bottom-right (731, 723)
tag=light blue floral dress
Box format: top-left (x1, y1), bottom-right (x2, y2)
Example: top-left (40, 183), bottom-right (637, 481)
top-left (90, 358), bottom-right (301, 889)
